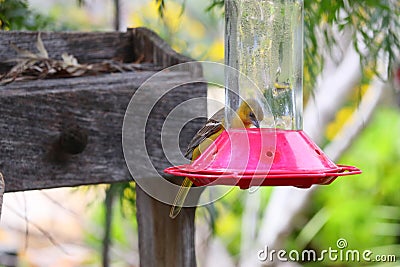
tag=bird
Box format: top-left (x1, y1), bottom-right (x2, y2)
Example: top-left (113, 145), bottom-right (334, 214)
top-left (169, 98), bottom-right (264, 218)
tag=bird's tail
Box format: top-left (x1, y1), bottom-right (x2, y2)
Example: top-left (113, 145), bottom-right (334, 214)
top-left (169, 177), bottom-right (193, 218)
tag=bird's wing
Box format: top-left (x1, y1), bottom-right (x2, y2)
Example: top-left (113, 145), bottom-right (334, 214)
top-left (184, 108), bottom-right (225, 159)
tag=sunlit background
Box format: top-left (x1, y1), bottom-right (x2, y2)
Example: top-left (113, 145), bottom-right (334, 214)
top-left (0, 0), bottom-right (399, 266)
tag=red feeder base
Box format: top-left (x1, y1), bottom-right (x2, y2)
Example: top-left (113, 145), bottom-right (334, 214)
top-left (164, 129), bottom-right (361, 189)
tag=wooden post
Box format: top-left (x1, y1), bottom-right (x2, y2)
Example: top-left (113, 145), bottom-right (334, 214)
top-left (136, 185), bottom-right (197, 267)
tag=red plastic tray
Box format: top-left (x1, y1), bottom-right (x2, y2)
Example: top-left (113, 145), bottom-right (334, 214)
top-left (164, 129), bottom-right (361, 189)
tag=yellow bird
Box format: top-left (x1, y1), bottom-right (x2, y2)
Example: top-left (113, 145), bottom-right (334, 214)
top-left (170, 99), bottom-right (264, 218)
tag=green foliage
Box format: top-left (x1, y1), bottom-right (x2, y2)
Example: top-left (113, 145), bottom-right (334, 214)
top-left (0, 0), bottom-right (53, 30)
top-left (205, 0), bottom-right (224, 12)
top-left (305, 0), bottom-right (399, 85)
top-left (116, 182), bottom-right (137, 217)
top-left (155, 0), bottom-right (188, 18)
top-left (290, 108), bottom-right (400, 266)
top-left (155, 0), bottom-right (166, 17)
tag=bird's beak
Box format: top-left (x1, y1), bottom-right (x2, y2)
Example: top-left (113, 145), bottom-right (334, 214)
top-left (251, 117), bottom-right (260, 128)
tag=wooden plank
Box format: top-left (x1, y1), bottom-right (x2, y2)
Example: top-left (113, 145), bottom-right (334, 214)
top-left (0, 71), bottom-right (206, 192)
top-left (0, 28), bottom-right (199, 73)
top-left (0, 31), bottom-right (134, 73)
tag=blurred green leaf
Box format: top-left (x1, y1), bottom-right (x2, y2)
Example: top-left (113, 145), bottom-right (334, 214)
top-left (0, 0), bottom-right (53, 30)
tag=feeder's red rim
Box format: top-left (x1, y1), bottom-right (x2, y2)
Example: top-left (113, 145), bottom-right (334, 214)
top-left (170, 165), bottom-right (343, 175)
top-left (164, 164), bottom-right (361, 180)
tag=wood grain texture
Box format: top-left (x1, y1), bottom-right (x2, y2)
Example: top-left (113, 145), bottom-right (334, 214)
top-left (0, 29), bottom-right (207, 192)
top-left (0, 71), bottom-right (206, 192)
top-left (0, 31), bottom-right (134, 73)
top-left (0, 28), bottom-right (199, 73)
top-left (136, 185), bottom-right (197, 267)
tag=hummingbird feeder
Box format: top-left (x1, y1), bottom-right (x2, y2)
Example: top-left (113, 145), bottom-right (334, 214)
top-left (164, 0), bottom-right (361, 189)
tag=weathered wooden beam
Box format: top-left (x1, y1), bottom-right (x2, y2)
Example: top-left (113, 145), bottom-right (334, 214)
top-left (0, 31), bottom-right (133, 73)
top-left (0, 28), bottom-right (194, 73)
top-left (1, 71), bottom-right (205, 192)
top-left (0, 29), bottom-right (206, 192)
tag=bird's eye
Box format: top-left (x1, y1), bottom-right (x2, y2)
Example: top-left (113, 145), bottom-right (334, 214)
top-left (249, 112), bottom-right (255, 119)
